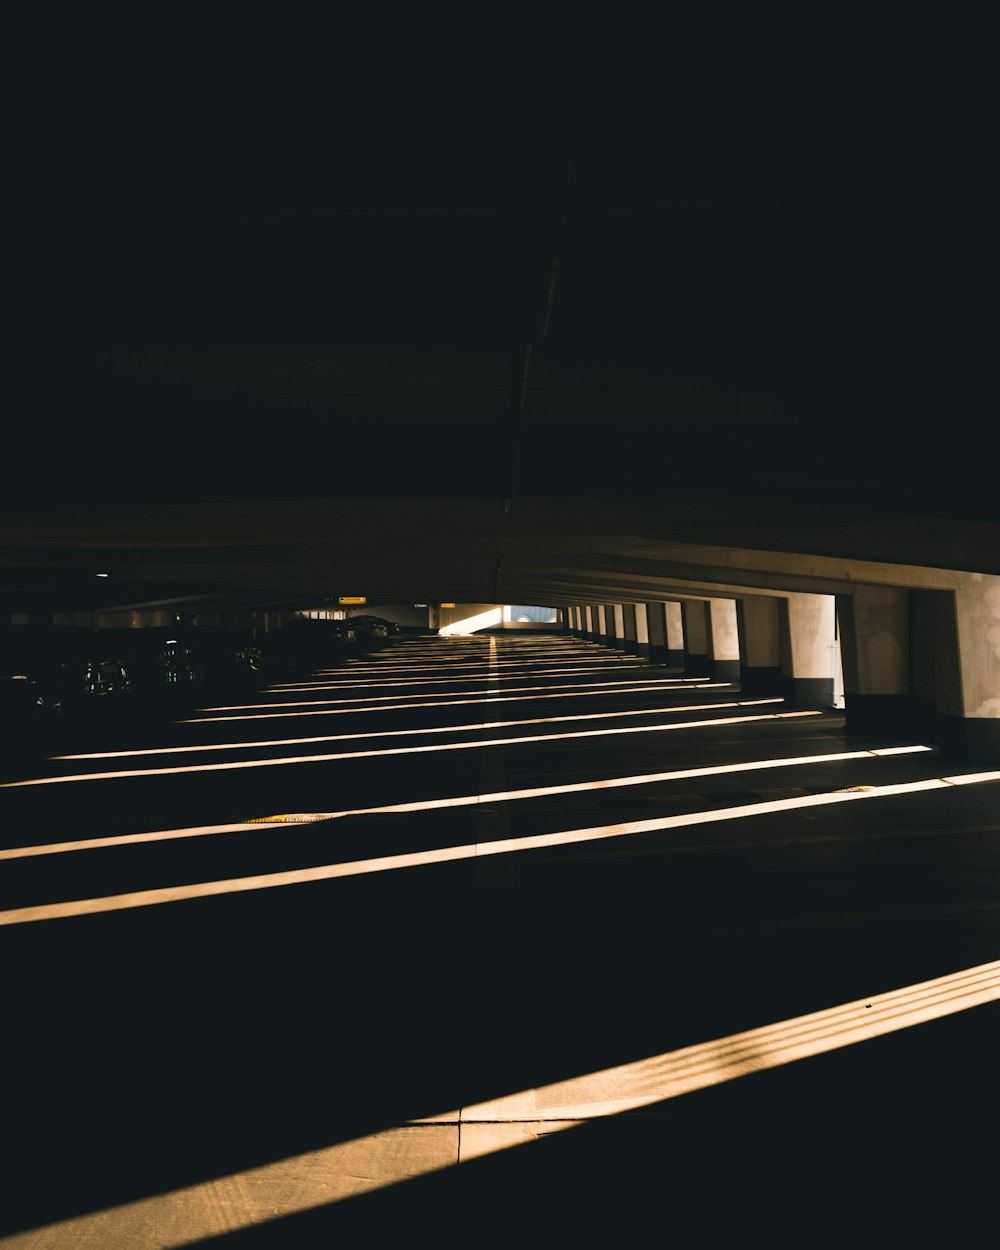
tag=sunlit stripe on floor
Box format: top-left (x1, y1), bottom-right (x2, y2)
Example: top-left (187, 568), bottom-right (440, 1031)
top-left (16, 956), bottom-right (995, 1248)
top-left (57, 699), bottom-right (784, 760)
top-left (3, 766), bottom-right (996, 922)
top-left (268, 663), bottom-right (657, 690)
top-left (193, 680), bottom-right (710, 720)
top-left (0, 747), bottom-right (933, 861)
top-left (448, 958), bottom-right (1000, 1121)
top-left (321, 652), bottom-right (636, 667)
top-left (14, 957), bottom-right (996, 1248)
top-left (0, 711), bottom-right (819, 786)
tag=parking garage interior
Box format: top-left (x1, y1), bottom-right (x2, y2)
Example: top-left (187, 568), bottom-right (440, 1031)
top-left (3, 96), bottom-right (999, 1248)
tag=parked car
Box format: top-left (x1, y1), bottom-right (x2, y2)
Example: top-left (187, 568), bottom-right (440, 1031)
top-left (86, 628), bottom-right (202, 702)
top-left (347, 614), bottom-right (400, 638)
top-left (88, 626), bottom-right (266, 702)
top-left (0, 625), bottom-right (134, 740)
top-left (171, 626), bottom-right (265, 690)
top-left (0, 627), bottom-right (76, 733)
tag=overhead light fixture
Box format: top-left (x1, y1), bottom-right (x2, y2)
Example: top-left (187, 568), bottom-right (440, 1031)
top-left (96, 573), bottom-right (109, 578)
top-left (440, 603), bottom-right (456, 609)
top-left (338, 596), bottom-right (367, 605)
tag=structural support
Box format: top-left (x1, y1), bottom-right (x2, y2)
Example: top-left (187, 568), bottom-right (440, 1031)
top-left (706, 598), bottom-right (740, 683)
top-left (645, 601), bottom-right (668, 664)
top-left (934, 578), bottom-right (1000, 762)
top-left (837, 586), bottom-right (929, 738)
top-left (737, 596), bottom-right (784, 694)
top-left (682, 601), bottom-right (710, 677)
top-left (598, 604), bottom-right (613, 647)
top-left (621, 603), bottom-right (638, 654)
top-left (663, 602), bottom-right (685, 669)
top-left (779, 593), bottom-right (837, 708)
top-left (611, 603), bottom-right (626, 651)
top-left (634, 602), bottom-right (650, 659)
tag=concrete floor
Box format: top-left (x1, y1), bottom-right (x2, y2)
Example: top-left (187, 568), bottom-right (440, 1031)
top-left (2, 633), bottom-right (998, 1247)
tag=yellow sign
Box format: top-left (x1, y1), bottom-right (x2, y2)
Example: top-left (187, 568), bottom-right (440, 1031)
top-left (440, 603), bottom-right (457, 609)
top-left (338, 596), bottom-right (367, 605)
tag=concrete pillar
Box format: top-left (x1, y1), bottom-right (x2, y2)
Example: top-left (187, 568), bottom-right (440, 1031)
top-left (634, 602), bottom-right (650, 658)
top-left (663, 602), bottom-right (685, 669)
top-left (779, 593), bottom-right (837, 708)
top-left (737, 596), bottom-right (784, 694)
top-left (682, 601), bottom-right (710, 676)
top-left (597, 604), bottom-right (613, 646)
top-left (584, 605), bottom-right (597, 640)
top-left (932, 577), bottom-right (1000, 762)
top-left (837, 586), bottom-right (929, 738)
top-left (911, 591), bottom-right (939, 731)
top-left (611, 603), bottom-right (626, 651)
top-left (706, 598), bottom-right (740, 683)
top-left (645, 601), bottom-right (668, 664)
top-left (621, 603), bottom-right (638, 654)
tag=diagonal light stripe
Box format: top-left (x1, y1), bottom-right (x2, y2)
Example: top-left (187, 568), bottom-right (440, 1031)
top-left (2, 712), bottom-right (819, 786)
top-left (0, 746), bottom-right (933, 861)
top-left (268, 663), bottom-right (655, 691)
top-left (198, 675), bottom-right (709, 715)
top-left (13, 958), bottom-right (998, 1248)
top-left (2, 766), bottom-right (995, 924)
top-left (58, 699), bottom-right (784, 760)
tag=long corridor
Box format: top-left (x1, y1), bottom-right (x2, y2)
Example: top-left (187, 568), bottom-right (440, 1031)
top-left (3, 633), bottom-right (999, 1247)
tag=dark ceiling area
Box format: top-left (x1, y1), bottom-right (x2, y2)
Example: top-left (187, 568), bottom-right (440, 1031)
top-left (4, 112), bottom-right (995, 617)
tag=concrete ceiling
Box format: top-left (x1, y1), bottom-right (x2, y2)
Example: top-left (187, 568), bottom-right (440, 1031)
top-left (4, 151), bottom-right (995, 617)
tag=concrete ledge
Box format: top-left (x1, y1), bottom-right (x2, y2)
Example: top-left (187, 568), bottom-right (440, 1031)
top-left (711, 659), bottom-right (741, 683)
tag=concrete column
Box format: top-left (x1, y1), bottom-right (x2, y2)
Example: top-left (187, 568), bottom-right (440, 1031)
top-left (645, 601), bottom-right (668, 664)
top-left (779, 593), bottom-right (837, 708)
top-left (682, 601), bottom-right (710, 677)
top-left (706, 598), bottom-right (740, 683)
top-left (933, 577), bottom-right (1000, 762)
top-left (621, 603), bottom-right (638, 654)
top-left (571, 605), bottom-right (582, 634)
top-left (911, 591), bottom-right (939, 731)
top-left (664, 602), bottom-right (685, 669)
top-left (611, 603), bottom-right (626, 651)
top-left (585, 605), bottom-right (598, 640)
top-left (737, 596), bottom-right (783, 694)
top-left (837, 586), bottom-right (929, 738)
top-left (634, 603), bottom-right (650, 658)
top-left (597, 604), bottom-right (613, 646)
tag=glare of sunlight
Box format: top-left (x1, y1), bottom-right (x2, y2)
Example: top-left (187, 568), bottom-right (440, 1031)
top-left (58, 699), bottom-right (785, 760)
top-left (0, 746), bottom-right (932, 862)
top-left (267, 663), bottom-right (656, 691)
top-left (0, 711), bottom-right (822, 788)
top-left (12, 957), bottom-right (999, 1248)
top-left (4, 764), bottom-right (996, 924)
top-left (195, 675), bottom-right (710, 716)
